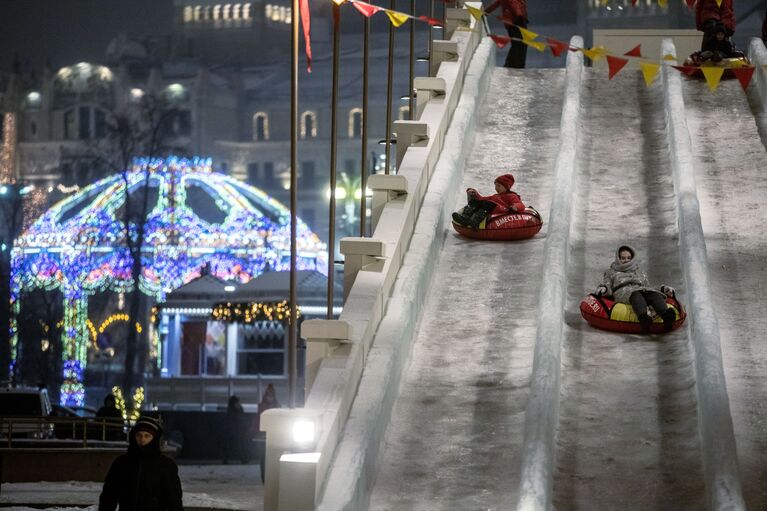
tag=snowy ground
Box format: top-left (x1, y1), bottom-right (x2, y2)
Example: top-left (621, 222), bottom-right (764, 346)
top-left (0, 464), bottom-right (263, 510)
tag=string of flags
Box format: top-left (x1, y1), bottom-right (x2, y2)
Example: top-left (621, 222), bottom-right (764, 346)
top-left (311, 0), bottom-right (760, 92)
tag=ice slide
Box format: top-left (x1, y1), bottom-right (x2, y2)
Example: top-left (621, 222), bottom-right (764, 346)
top-left (681, 57), bottom-right (767, 510)
top-left (315, 38), bottom-right (764, 510)
top-left (367, 68), bottom-right (566, 510)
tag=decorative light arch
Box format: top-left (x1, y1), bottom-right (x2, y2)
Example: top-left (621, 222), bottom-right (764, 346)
top-left (11, 156), bottom-right (326, 406)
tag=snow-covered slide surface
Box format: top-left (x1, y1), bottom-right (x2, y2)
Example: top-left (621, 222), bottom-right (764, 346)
top-left (367, 68), bottom-right (565, 510)
top-left (556, 70), bottom-right (706, 509)
top-left (683, 76), bottom-right (767, 509)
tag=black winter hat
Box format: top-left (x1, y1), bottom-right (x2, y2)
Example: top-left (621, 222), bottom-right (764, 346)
top-left (133, 416), bottom-right (162, 437)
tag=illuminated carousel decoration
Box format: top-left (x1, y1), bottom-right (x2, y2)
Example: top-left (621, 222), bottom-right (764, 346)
top-left (10, 156), bottom-right (326, 406)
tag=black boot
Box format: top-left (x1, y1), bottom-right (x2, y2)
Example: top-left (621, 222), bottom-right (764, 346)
top-left (452, 205), bottom-right (478, 226)
top-left (661, 308), bottom-right (676, 333)
top-left (638, 313), bottom-right (653, 334)
top-left (466, 209), bottom-right (488, 229)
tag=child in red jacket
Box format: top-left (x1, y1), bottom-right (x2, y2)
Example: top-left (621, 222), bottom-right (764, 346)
top-left (452, 173), bottom-right (525, 229)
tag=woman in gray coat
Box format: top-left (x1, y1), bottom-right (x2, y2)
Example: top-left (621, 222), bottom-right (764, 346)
top-left (595, 245), bottom-right (677, 333)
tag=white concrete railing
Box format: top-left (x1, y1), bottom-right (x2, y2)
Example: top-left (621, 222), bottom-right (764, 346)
top-left (661, 38), bottom-right (745, 510)
top-left (259, 6), bottom-right (487, 510)
top-left (512, 36), bottom-right (584, 511)
top-left (748, 37), bottom-right (767, 105)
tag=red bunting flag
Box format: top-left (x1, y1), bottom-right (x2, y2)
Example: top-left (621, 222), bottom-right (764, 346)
top-left (490, 35), bottom-right (511, 48)
top-left (353, 1), bottom-right (382, 17)
top-left (685, 0), bottom-right (696, 7)
top-left (300, 0), bottom-right (312, 72)
top-left (732, 67), bottom-right (756, 91)
top-left (547, 38), bottom-right (570, 57)
top-left (418, 15), bottom-right (442, 26)
top-left (606, 55), bottom-right (629, 79)
top-left (632, 0), bottom-right (638, 5)
top-left (624, 44), bottom-right (642, 58)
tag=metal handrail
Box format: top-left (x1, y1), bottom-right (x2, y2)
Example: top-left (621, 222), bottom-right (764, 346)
top-left (0, 416), bottom-right (127, 448)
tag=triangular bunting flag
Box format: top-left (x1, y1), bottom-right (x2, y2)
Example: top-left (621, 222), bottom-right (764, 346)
top-left (658, 0), bottom-right (667, 7)
top-left (624, 44), bottom-right (642, 58)
top-left (385, 10), bottom-right (409, 27)
top-left (582, 46), bottom-right (607, 62)
top-left (632, 0), bottom-right (638, 5)
top-left (418, 15), bottom-right (442, 26)
top-left (524, 40), bottom-right (547, 52)
top-left (353, 1), bottom-right (382, 17)
top-left (715, 0), bottom-right (722, 6)
top-left (300, 0), bottom-right (312, 72)
top-left (662, 54), bottom-right (676, 61)
top-left (490, 35), bottom-right (511, 48)
top-left (466, 4), bottom-right (483, 21)
top-left (547, 38), bottom-right (570, 57)
top-left (606, 55), bottom-right (629, 80)
top-left (639, 62), bottom-right (660, 86)
top-left (685, 0), bottom-right (695, 7)
top-left (518, 27), bottom-right (539, 41)
top-left (700, 66), bottom-right (724, 91)
top-left (732, 67), bottom-right (755, 91)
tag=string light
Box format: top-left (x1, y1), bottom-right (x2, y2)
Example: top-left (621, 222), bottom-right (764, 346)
top-left (211, 299), bottom-right (300, 324)
top-left (11, 157), bottom-right (327, 406)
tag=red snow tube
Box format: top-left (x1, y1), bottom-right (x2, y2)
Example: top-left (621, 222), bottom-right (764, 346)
top-left (452, 207), bottom-right (543, 241)
top-left (680, 54), bottom-right (751, 79)
top-left (580, 293), bottom-right (686, 335)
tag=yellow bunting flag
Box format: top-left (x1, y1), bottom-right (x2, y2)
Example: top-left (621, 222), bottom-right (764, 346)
top-left (466, 4), bottom-right (483, 21)
top-left (524, 40), bottom-right (547, 52)
top-left (518, 27), bottom-right (539, 41)
top-left (662, 54), bottom-right (676, 61)
top-left (658, 0), bottom-right (667, 7)
top-left (385, 10), bottom-right (409, 27)
top-left (639, 61), bottom-right (660, 86)
top-left (700, 66), bottom-right (725, 91)
top-left (715, 0), bottom-right (722, 5)
top-left (582, 46), bottom-right (607, 62)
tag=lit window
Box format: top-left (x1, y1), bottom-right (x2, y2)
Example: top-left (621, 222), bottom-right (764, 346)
top-left (183, 6), bottom-right (193, 22)
top-left (194, 5), bottom-right (202, 20)
top-left (348, 108), bottom-right (363, 138)
top-left (233, 3), bottom-right (241, 19)
top-left (223, 4), bottom-right (232, 19)
top-left (204, 5), bottom-right (212, 20)
top-left (242, 3), bottom-right (251, 18)
top-left (213, 4), bottom-right (221, 20)
top-left (300, 111), bottom-right (317, 139)
top-left (253, 112), bottom-right (269, 141)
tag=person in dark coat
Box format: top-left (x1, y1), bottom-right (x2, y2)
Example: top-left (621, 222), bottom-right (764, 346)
top-left (223, 395), bottom-right (249, 464)
top-left (99, 416), bottom-right (183, 511)
top-left (95, 394), bottom-right (124, 441)
top-left (595, 245), bottom-right (677, 334)
top-left (695, 0), bottom-right (735, 51)
top-left (700, 22), bottom-right (735, 61)
top-left (485, 0), bottom-right (528, 68)
top-left (452, 173), bottom-right (526, 229)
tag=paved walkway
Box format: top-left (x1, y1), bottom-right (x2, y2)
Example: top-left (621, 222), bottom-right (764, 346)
top-left (0, 464), bottom-right (264, 510)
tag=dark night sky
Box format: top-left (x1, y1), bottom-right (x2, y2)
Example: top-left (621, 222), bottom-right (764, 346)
top-left (0, 0), bottom-right (175, 74)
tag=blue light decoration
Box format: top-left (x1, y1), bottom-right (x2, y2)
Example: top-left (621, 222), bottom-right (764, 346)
top-left (11, 156), bottom-right (327, 406)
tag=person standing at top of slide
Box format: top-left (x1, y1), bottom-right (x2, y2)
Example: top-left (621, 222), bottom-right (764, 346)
top-left (484, 0), bottom-right (528, 68)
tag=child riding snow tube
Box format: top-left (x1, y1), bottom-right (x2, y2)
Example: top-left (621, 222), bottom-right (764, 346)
top-left (580, 292), bottom-right (686, 335)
